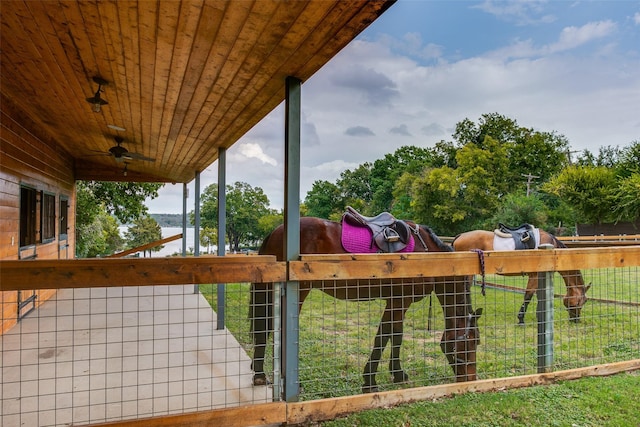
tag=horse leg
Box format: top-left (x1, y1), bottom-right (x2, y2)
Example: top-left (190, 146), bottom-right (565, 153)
top-left (362, 301), bottom-right (394, 393)
top-left (388, 301), bottom-right (410, 385)
top-left (250, 282), bottom-right (272, 385)
top-left (517, 274), bottom-right (537, 325)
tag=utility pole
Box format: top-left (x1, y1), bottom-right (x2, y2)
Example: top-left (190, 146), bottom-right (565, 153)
top-left (565, 149), bottom-right (580, 165)
top-left (522, 173), bottom-right (540, 196)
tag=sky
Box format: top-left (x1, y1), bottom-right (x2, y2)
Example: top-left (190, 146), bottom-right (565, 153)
top-left (146, 0), bottom-right (640, 214)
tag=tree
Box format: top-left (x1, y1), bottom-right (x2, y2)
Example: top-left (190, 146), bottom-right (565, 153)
top-left (196, 182), bottom-right (272, 252)
top-left (453, 113), bottom-right (521, 148)
top-left (257, 212), bottom-right (283, 242)
top-left (615, 173), bottom-right (640, 221)
top-left (543, 166), bottom-right (619, 224)
top-left (369, 146), bottom-right (433, 215)
top-left (486, 193), bottom-right (549, 231)
top-left (200, 226), bottom-right (218, 253)
top-left (455, 137), bottom-right (510, 216)
top-left (616, 141), bottom-right (640, 177)
top-left (614, 141), bottom-right (640, 222)
top-left (125, 216), bottom-right (163, 257)
top-left (80, 181), bottom-right (162, 223)
top-left (337, 163), bottom-right (373, 213)
top-left (453, 113), bottom-right (568, 189)
top-left (101, 214), bottom-right (125, 255)
top-left (75, 181), bottom-right (162, 257)
top-left (304, 180), bottom-right (342, 219)
top-left (409, 166), bottom-right (469, 235)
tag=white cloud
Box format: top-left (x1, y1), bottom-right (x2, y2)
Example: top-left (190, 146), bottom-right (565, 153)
top-left (474, 0), bottom-right (556, 25)
top-left (233, 142), bottom-right (278, 166)
top-left (548, 20), bottom-right (617, 53)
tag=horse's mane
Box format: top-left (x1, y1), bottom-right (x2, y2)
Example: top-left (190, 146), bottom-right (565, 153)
top-left (420, 225), bottom-right (453, 252)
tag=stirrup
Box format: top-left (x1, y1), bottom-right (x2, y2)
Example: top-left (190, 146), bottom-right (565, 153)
top-left (384, 228), bottom-right (400, 242)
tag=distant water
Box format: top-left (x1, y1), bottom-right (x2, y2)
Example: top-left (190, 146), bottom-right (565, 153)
top-left (118, 226), bottom-right (220, 257)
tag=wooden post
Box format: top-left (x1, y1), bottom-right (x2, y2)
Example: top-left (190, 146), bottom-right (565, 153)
top-left (537, 243), bottom-right (554, 373)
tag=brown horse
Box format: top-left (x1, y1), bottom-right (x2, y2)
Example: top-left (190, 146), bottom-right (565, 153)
top-left (452, 229), bottom-right (590, 323)
top-left (250, 217), bottom-right (482, 393)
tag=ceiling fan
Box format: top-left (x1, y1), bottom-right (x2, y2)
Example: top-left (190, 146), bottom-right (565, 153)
top-left (93, 136), bottom-right (154, 163)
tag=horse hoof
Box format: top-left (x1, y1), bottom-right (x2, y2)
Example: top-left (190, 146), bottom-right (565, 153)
top-left (392, 371), bottom-right (409, 384)
top-left (253, 374), bottom-right (271, 386)
top-left (517, 320), bottom-right (525, 326)
top-left (362, 384), bottom-right (379, 394)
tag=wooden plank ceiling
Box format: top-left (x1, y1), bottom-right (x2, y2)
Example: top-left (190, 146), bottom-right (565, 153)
top-left (0, 0), bottom-right (394, 183)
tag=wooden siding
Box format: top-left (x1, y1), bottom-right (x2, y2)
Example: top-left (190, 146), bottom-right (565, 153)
top-left (0, 95), bottom-right (76, 333)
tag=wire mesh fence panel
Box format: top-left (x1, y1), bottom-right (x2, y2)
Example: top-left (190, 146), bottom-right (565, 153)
top-left (290, 265), bottom-right (639, 399)
top-left (293, 276), bottom-right (482, 400)
top-left (474, 266), bottom-right (639, 379)
top-left (1, 260), bottom-right (638, 425)
top-left (1, 285), bottom-right (272, 427)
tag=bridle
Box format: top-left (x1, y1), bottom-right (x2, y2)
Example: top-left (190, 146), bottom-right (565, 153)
top-left (450, 312), bottom-right (479, 368)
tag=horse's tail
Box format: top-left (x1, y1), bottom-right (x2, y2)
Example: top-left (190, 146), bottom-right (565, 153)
top-left (549, 233), bottom-right (568, 249)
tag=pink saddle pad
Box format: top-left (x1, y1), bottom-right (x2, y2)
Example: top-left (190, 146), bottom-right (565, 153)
top-left (341, 219), bottom-right (415, 253)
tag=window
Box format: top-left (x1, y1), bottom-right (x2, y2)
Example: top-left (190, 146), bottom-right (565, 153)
top-left (42, 192), bottom-right (56, 242)
top-left (59, 196), bottom-right (69, 240)
top-left (20, 186), bottom-right (38, 247)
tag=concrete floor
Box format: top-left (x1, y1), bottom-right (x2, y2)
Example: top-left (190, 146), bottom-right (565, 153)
top-left (1, 285), bottom-right (271, 427)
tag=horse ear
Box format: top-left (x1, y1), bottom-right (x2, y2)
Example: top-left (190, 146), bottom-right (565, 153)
top-left (586, 283), bottom-right (592, 293)
top-left (474, 308), bottom-right (483, 317)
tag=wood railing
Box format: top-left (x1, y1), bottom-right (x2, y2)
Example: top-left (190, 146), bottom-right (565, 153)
top-left (0, 255), bottom-right (284, 291)
top-left (2, 246), bottom-right (640, 427)
top-left (105, 233), bottom-right (183, 258)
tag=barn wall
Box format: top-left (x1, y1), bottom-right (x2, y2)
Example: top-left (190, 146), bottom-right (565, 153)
top-left (0, 95), bottom-right (76, 333)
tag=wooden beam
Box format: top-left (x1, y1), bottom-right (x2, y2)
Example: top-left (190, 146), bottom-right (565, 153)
top-left (88, 401), bottom-right (286, 427)
top-left (72, 359), bottom-right (640, 427)
top-left (558, 234), bottom-right (640, 241)
top-left (290, 246), bottom-right (640, 281)
top-left (287, 359), bottom-right (640, 425)
top-left (4, 247), bottom-right (639, 290)
top-left (0, 256), bottom-right (285, 291)
top-left (291, 252), bottom-right (480, 281)
top-left (106, 233), bottom-right (183, 258)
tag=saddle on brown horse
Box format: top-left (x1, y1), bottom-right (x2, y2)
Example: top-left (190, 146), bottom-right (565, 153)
top-left (494, 223), bottom-right (537, 250)
top-left (343, 206), bottom-right (412, 253)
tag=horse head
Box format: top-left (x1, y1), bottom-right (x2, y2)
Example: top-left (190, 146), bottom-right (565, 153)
top-left (440, 308), bottom-right (483, 382)
top-left (563, 271), bottom-right (591, 322)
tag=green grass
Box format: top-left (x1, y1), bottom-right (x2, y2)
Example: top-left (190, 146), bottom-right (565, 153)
top-left (318, 371), bottom-right (640, 427)
top-left (199, 266), bottom-right (639, 401)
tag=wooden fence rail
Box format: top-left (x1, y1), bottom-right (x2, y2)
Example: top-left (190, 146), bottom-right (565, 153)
top-left (1, 245), bottom-right (639, 426)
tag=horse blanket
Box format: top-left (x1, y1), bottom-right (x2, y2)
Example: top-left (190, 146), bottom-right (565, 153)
top-left (493, 226), bottom-right (541, 251)
top-left (341, 217), bottom-right (415, 253)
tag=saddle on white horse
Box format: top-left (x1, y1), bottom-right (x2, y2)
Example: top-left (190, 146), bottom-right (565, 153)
top-left (493, 223), bottom-right (540, 251)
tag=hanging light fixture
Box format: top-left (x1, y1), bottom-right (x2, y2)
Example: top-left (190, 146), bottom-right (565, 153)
top-left (86, 76), bottom-right (108, 113)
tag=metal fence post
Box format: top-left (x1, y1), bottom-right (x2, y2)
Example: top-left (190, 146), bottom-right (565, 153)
top-left (282, 75), bottom-right (301, 402)
top-left (536, 243), bottom-right (554, 373)
top-left (272, 282), bottom-right (282, 400)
